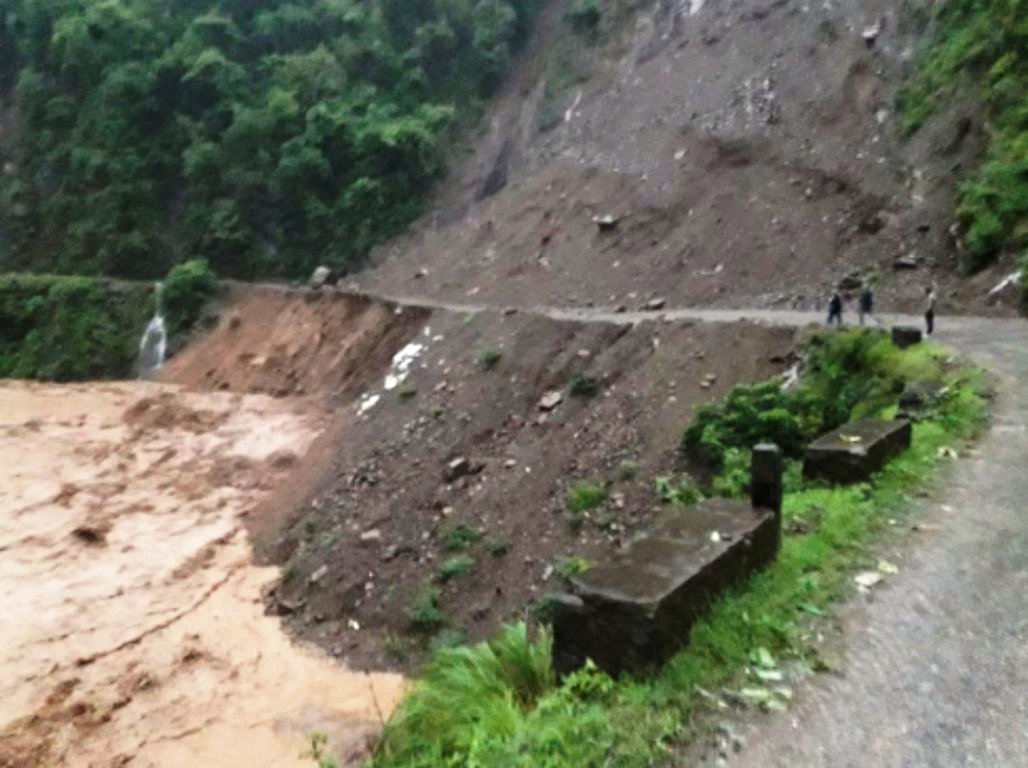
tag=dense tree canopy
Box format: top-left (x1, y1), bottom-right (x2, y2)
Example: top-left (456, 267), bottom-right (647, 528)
top-left (0, 0), bottom-right (542, 279)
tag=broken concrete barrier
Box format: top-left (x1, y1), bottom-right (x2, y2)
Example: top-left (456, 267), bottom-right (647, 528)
top-left (552, 445), bottom-right (783, 678)
top-left (803, 418), bottom-right (912, 485)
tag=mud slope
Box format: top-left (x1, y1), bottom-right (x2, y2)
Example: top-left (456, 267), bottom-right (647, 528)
top-left (358, 0), bottom-right (1016, 316)
top-left (159, 285), bottom-right (429, 399)
top-left (267, 301), bottom-right (797, 670)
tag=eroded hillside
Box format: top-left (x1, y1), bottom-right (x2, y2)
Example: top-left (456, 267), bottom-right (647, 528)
top-left (358, 0), bottom-right (1019, 315)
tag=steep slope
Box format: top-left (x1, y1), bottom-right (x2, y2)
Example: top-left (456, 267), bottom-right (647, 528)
top-left (357, 0), bottom-right (1016, 316)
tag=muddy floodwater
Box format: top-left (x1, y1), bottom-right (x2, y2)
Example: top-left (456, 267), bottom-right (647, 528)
top-left (0, 381), bottom-right (403, 767)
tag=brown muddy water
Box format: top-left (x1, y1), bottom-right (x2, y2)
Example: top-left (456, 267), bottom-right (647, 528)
top-left (0, 381), bottom-right (403, 767)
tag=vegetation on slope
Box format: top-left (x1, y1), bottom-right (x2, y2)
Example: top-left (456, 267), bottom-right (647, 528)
top-left (899, 0), bottom-right (1028, 274)
top-left (367, 330), bottom-right (988, 768)
top-left (0, 260), bottom-right (217, 380)
top-left (0, 0), bottom-right (543, 280)
top-left (0, 273), bottom-right (154, 380)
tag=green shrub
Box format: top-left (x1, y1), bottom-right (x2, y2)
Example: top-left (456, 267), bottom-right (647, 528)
top-left (161, 259), bottom-right (217, 338)
top-left (566, 481), bottom-right (606, 512)
top-left (478, 347), bottom-right (503, 371)
top-left (488, 539), bottom-right (511, 557)
top-left (0, 274), bottom-right (153, 381)
top-left (655, 476), bottom-right (704, 506)
top-left (568, 374), bottom-right (601, 398)
top-left (440, 555), bottom-right (475, 582)
top-left (898, 0), bottom-right (1028, 271)
top-left (443, 524), bottom-right (484, 552)
top-left (556, 557), bottom-right (591, 580)
top-left (406, 587), bottom-right (444, 633)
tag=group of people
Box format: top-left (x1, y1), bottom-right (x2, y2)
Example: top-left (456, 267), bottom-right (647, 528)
top-left (826, 284), bottom-right (937, 336)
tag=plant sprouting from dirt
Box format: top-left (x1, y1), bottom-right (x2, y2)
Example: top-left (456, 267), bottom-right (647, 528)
top-left (556, 557), bottom-right (591, 580)
top-left (440, 555), bottom-right (475, 582)
top-left (478, 347), bottom-right (503, 371)
top-left (406, 586), bottom-right (444, 633)
top-left (443, 524), bottom-right (484, 552)
top-left (566, 481), bottom-right (606, 512)
top-left (568, 374), bottom-right (601, 398)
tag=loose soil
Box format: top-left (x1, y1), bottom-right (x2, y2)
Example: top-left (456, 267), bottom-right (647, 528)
top-left (267, 297), bottom-right (798, 670)
top-left (0, 381), bottom-right (402, 768)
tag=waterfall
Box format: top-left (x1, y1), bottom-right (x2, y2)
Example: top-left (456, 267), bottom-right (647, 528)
top-left (138, 282), bottom-right (167, 379)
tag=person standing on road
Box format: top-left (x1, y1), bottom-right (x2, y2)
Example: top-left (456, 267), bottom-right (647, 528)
top-left (858, 284), bottom-right (876, 327)
top-left (827, 289), bottom-right (843, 327)
top-left (925, 285), bottom-right (937, 336)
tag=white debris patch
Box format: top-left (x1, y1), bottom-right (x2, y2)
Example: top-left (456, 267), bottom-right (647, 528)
top-left (358, 393), bottom-right (381, 415)
top-left (384, 341), bottom-right (427, 391)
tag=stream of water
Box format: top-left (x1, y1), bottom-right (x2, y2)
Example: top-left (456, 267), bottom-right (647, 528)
top-left (138, 282), bottom-right (167, 378)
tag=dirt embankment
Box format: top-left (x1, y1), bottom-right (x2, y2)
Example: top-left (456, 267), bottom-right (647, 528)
top-left (356, 0), bottom-right (1018, 317)
top-left (264, 298), bottom-right (797, 670)
top-left (159, 284), bottom-right (430, 400)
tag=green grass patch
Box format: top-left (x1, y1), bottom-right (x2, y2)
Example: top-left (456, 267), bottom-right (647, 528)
top-left (478, 347), bottom-right (503, 371)
top-left (566, 481), bottom-right (607, 513)
top-left (898, 0), bottom-right (1028, 271)
top-left (556, 557), bottom-right (592, 580)
top-left (406, 586), bottom-right (445, 634)
top-left (440, 555), bottom-right (476, 582)
top-left (442, 525), bottom-right (484, 552)
top-left (370, 331), bottom-right (988, 767)
top-left (568, 374), bottom-right (602, 398)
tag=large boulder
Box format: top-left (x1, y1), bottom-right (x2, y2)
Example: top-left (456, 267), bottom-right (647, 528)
top-left (804, 418), bottom-right (912, 485)
top-left (552, 446), bottom-right (782, 678)
top-left (309, 266), bottom-right (333, 289)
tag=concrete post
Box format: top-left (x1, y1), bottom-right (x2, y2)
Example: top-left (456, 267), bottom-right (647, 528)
top-left (751, 443), bottom-right (783, 552)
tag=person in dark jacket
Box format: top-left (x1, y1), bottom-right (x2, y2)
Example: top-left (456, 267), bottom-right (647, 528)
top-left (827, 290), bottom-right (843, 327)
top-left (925, 285), bottom-right (937, 336)
top-left (858, 284), bottom-right (876, 326)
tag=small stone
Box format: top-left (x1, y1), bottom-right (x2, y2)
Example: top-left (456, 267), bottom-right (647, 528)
top-left (309, 565), bottom-right (329, 585)
top-left (309, 266), bottom-right (332, 289)
top-left (360, 529), bottom-right (382, 545)
top-left (593, 214), bottom-right (620, 233)
top-left (644, 298), bottom-right (667, 311)
top-left (894, 254), bottom-right (920, 270)
top-left (444, 457), bottom-right (472, 482)
top-left (539, 391), bottom-right (564, 412)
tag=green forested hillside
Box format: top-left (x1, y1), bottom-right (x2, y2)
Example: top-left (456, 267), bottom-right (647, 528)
top-left (900, 0), bottom-right (1028, 274)
top-left (0, 0), bottom-right (541, 280)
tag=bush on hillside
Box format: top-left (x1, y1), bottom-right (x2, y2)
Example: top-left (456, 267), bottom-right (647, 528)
top-left (0, 274), bottom-right (153, 381)
top-left (898, 0), bottom-right (1028, 272)
top-left (162, 259), bottom-right (218, 338)
top-left (683, 329), bottom-right (943, 476)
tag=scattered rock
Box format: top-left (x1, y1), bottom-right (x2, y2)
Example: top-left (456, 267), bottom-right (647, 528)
top-left (593, 214), bottom-right (620, 233)
top-left (894, 254), bottom-right (921, 270)
top-left (643, 298), bottom-right (668, 311)
top-left (414, 267), bottom-right (429, 279)
top-left (443, 457), bottom-right (484, 482)
top-left (309, 266), bottom-right (332, 289)
top-left (986, 271), bottom-right (1022, 305)
top-left (861, 16), bottom-right (884, 45)
top-left (539, 391), bottom-right (564, 412)
top-left (309, 565), bottom-right (329, 585)
top-left (360, 529), bottom-right (383, 545)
